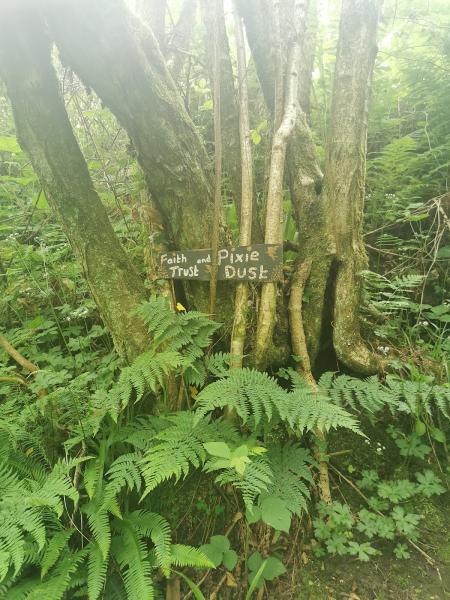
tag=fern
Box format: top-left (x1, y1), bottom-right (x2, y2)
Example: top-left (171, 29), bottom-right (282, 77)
top-left (140, 412), bottom-right (239, 494)
top-left (311, 371), bottom-right (450, 425)
top-left (263, 443), bottom-right (315, 515)
top-left (111, 519), bottom-right (155, 600)
top-left (87, 543), bottom-right (108, 600)
top-left (211, 456), bottom-right (273, 507)
top-left (0, 454), bottom-right (79, 584)
top-left (385, 376), bottom-right (450, 421)
top-left (109, 350), bottom-right (186, 417)
top-left (194, 368), bottom-right (362, 435)
top-left (126, 510), bottom-right (172, 576)
top-left (317, 372), bottom-right (397, 419)
top-left (169, 545), bottom-right (213, 569)
top-left (136, 297), bottom-right (221, 357)
top-left (40, 530), bottom-right (73, 579)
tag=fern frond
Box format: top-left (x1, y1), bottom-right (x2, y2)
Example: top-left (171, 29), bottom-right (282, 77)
top-left (212, 456), bottom-right (273, 507)
top-left (26, 548), bottom-right (86, 600)
top-left (110, 350), bottom-right (185, 416)
top-left (127, 510), bottom-right (172, 576)
top-left (105, 453), bottom-right (142, 498)
top-left (40, 530), bottom-right (73, 579)
top-left (264, 443), bottom-right (315, 515)
top-left (112, 520), bottom-right (154, 600)
top-left (280, 390), bottom-right (362, 434)
top-left (169, 544), bottom-right (214, 569)
top-left (194, 369), bottom-right (283, 427)
top-left (87, 543), bottom-right (108, 600)
top-left (194, 369), bottom-right (361, 435)
top-left (206, 352), bottom-right (232, 378)
top-left (85, 505), bottom-right (111, 561)
top-left (141, 413), bottom-right (239, 495)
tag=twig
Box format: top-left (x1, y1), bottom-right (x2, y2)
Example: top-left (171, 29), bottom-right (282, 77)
top-left (0, 375), bottom-right (27, 385)
top-left (0, 334), bottom-right (39, 374)
top-left (209, 573), bottom-right (227, 599)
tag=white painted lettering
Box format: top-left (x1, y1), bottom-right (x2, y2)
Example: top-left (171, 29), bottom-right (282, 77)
top-left (258, 265), bottom-right (269, 280)
top-left (225, 265), bottom-right (235, 278)
top-left (218, 249), bottom-right (229, 265)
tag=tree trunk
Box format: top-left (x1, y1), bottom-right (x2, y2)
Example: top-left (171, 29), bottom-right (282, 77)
top-left (0, 3), bottom-right (150, 362)
top-left (239, 0), bottom-right (384, 374)
top-left (45, 0), bottom-right (230, 314)
top-left (230, 3), bottom-right (254, 367)
top-left (325, 0), bottom-right (384, 374)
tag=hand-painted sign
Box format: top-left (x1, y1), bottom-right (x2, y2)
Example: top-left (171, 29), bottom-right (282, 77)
top-left (158, 244), bottom-right (283, 282)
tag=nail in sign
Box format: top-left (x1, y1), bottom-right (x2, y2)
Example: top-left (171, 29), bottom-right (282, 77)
top-left (158, 244), bottom-right (283, 282)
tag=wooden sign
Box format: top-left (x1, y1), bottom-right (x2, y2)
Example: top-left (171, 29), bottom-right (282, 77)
top-left (158, 244), bottom-right (283, 282)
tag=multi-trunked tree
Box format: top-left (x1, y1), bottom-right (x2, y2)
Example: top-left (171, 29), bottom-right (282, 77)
top-left (0, 0), bottom-right (384, 374)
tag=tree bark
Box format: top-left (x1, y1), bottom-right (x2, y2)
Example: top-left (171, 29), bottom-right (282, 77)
top-left (239, 0), bottom-right (384, 374)
top-left (0, 3), bottom-right (150, 362)
top-left (230, 4), bottom-right (254, 368)
top-left (237, 0), bottom-right (331, 367)
top-left (325, 0), bottom-right (384, 374)
top-left (201, 0), bottom-right (251, 237)
top-left (45, 0), bottom-right (230, 313)
top-left (255, 41), bottom-right (300, 367)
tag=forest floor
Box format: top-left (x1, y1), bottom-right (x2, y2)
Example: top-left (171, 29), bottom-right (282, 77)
top-left (272, 424), bottom-right (450, 600)
top-left (277, 459), bottom-right (450, 598)
top-left (291, 537), bottom-right (450, 600)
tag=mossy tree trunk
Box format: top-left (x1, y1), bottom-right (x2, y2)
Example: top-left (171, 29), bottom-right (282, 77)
top-left (45, 0), bottom-right (230, 314)
top-left (1, 0), bottom-right (385, 373)
top-left (238, 0), bottom-right (384, 374)
top-left (0, 3), bottom-right (150, 362)
top-left (325, 0), bottom-right (384, 373)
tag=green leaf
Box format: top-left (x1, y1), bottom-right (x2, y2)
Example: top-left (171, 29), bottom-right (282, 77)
top-left (245, 559), bottom-right (267, 598)
top-left (199, 544), bottom-right (223, 568)
top-left (416, 470), bottom-right (445, 497)
top-left (0, 551), bottom-right (10, 583)
top-left (209, 535), bottom-right (230, 553)
top-left (415, 420), bottom-right (426, 436)
top-left (174, 571), bottom-right (206, 600)
top-left (262, 556), bottom-right (286, 580)
top-left (247, 551), bottom-right (263, 572)
top-left (250, 130), bottom-right (262, 145)
top-left (260, 497), bottom-right (291, 532)
top-left (347, 541), bottom-right (379, 562)
top-left (246, 505), bottom-right (262, 525)
top-left (394, 543), bottom-right (410, 559)
top-left (230, 455), bottom-right (251, 476)
top-left (222, 549), bottom-right (238, 570)
top-left (429, 426), bottom-right (446, 444)
top-left (437, 245), bottom-right (450, 259)
top-left (203, 442), bottom-right (231, 459)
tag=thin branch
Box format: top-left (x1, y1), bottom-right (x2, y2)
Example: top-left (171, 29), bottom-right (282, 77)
top-left (230, 2), bottom-right (253, 368)
top-left (0, 334), bottom-right (39, 374)
top-left (0, 375), bottom-right (27, 385)
top-left (255, 38), bottom-right (300, 366)
top-left (288, 259), bottom-right (332, 503)
top-left (209, 0), bottom-right (223, 318)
